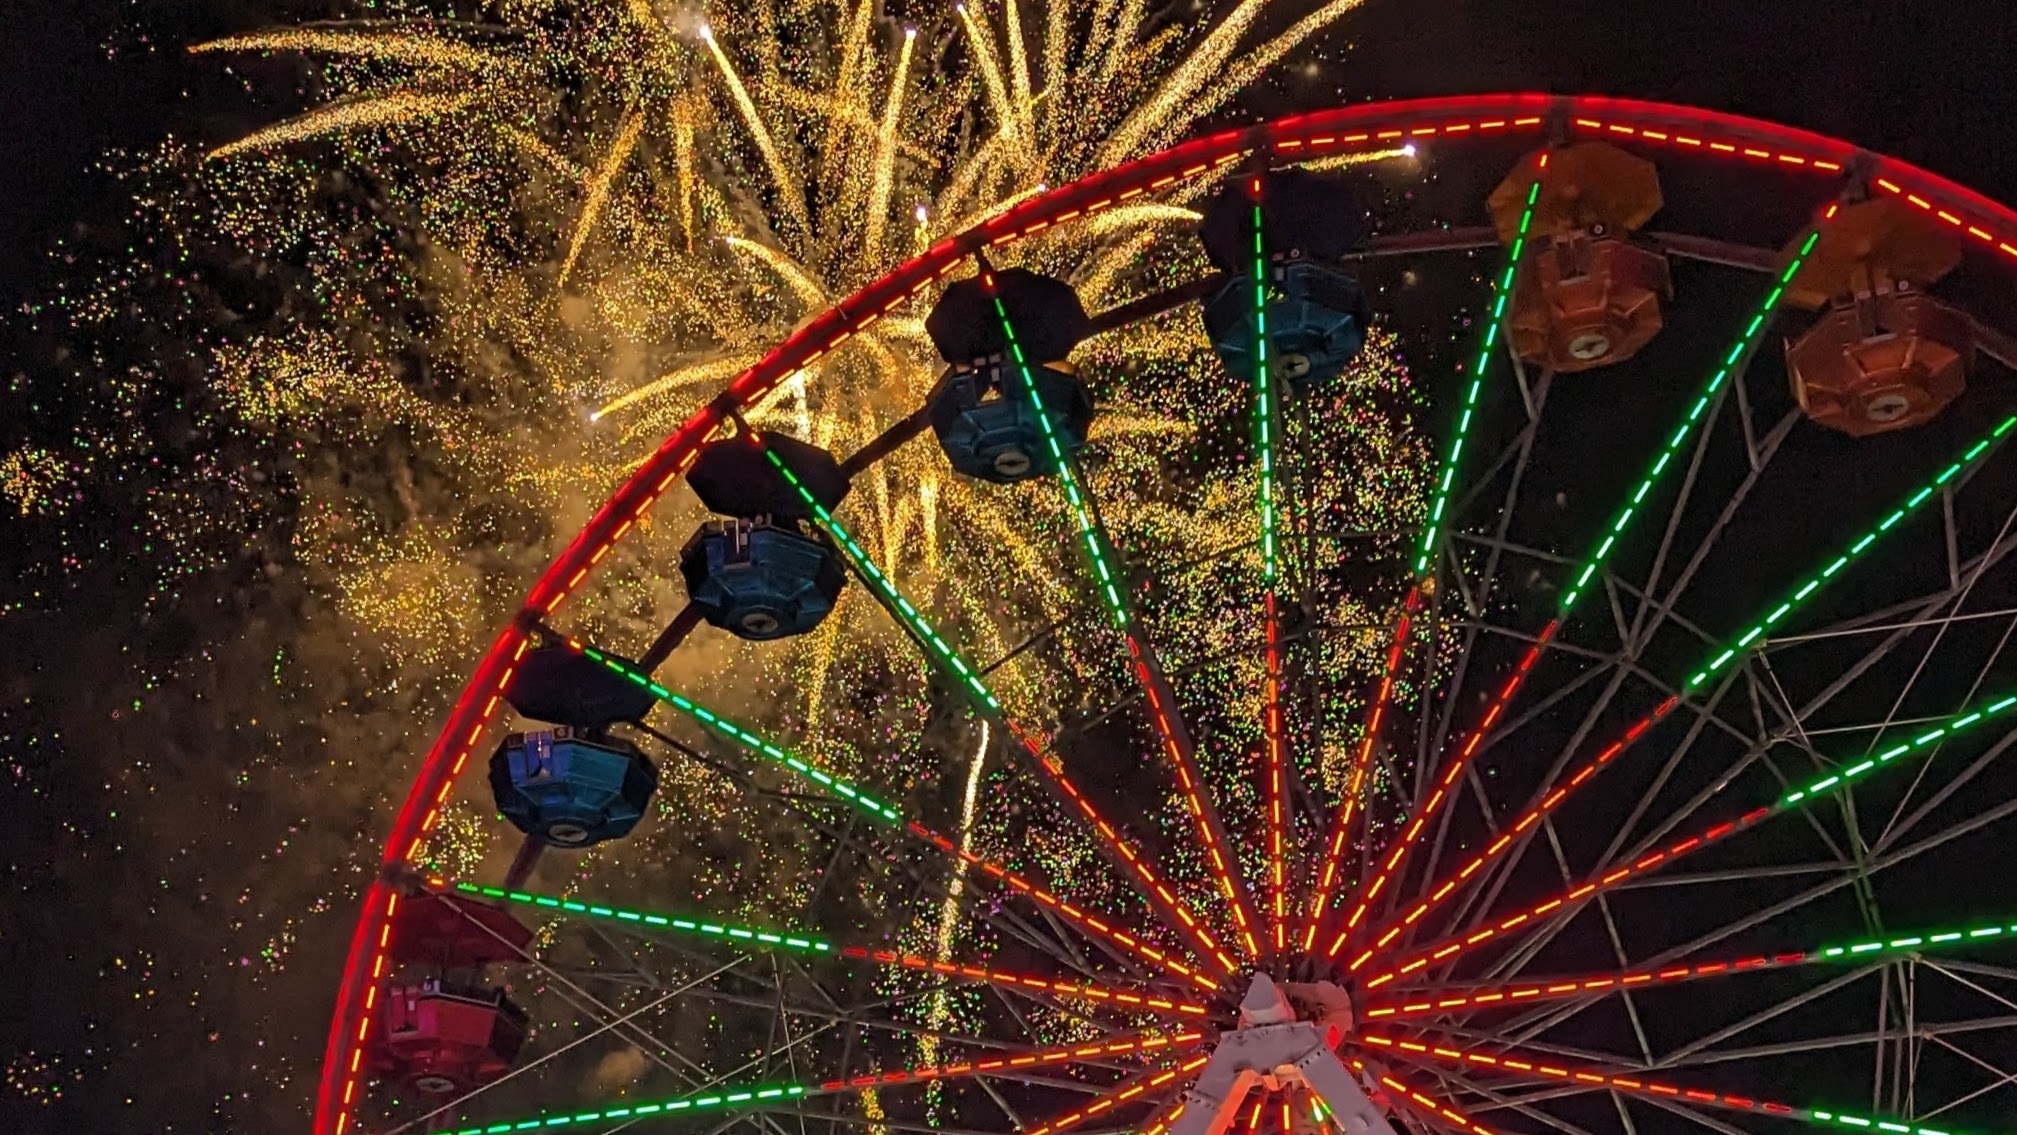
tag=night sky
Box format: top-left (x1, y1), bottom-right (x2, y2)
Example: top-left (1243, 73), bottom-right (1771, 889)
top-left (3, 2), bottom-right (2016, 1133)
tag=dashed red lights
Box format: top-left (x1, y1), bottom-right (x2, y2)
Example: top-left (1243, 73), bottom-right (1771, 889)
top-left (1363, 952), bottom-right (1811, 1018)
top-left (1362, 1035), bottom-right (1800, 1119)
top-left (1331, 622), bottom-right (1557, 962)
top-left (816, 1030), bottom-right (1202, 1091)
top-left (906, 821), bottom-right (1222, 991)
top-left (1300, 585), bottom-right (1420, 953)
top-left (839, 947), bottom-right (1208, 1015)
top-left (1022, 1055), bottom-right (1211, 1135)
top-left (1365, 806), bottom-right (1771, 989)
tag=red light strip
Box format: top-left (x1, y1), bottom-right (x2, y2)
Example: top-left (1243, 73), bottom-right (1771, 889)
top-left (1000, 713), bottom-right (1241, 976)
top-left (1023, 1054), bottom-right (1210, 1135)
top-left (816, 1030), bottom-right (1202, 1091)
top-left (1874, 177), bottom-right (2017, 263)
top-left (1124, 632), bottom-right (1265, 961)
top-left (906, 821), bottom-right (1222, 991)
top-left (1143, 1100), bottom-right (1189, 1135)
top-left (1331, 622), bottom-right (1558, 962)
top-left (1368, 1068), bottom-right (1503, 1135)
top-left (1360, 1034), bottom-right (1798, 1119)
top-left (318, 95), bottom-right (2017, 1135)
top-left (1343, 693), bottom-right (1679, 972)
top-left (1264, 592), bottom-right (1291, 957)
top-left (1565, 116), bottom-right (1846, 174)
top-left (839, 946), bottom-right (1209, 1016)
top-left (1362, 951), bottom-right (1812, 1018)
top-left (1299, 585), bottom-right (1421, 953)
top-left (1364, 806), bottom-right (1772, 989)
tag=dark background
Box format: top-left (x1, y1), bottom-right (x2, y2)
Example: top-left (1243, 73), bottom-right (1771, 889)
top-left (3, 1), bottom-right (2016, 1132)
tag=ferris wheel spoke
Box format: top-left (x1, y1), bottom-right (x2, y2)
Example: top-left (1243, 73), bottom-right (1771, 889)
top-left (747, 427), bottom-right (1239, 977)
top-left (1357, 1052), bottom-right (1604, 1135)
top-left (633, 725), bottom-right (1141, 987)
top-left (422, 982), bottom-right (1199, 1135)
top-left (814, 1030), bottom-right (1208, 1092)
top-left (463, 870), bottom-right (1208, 1019)
top-left (1020, 1054), bottom-right (1209, 1135)
top-left (1363, 687), bottom-right (2017, 992)
top-left (1359, 1033), bottom-right (1906, 1133)
top-left (546, 631), bottom-right (905, 825)
top-left (1244, 186), bottom-right (1294, 961)
top-left (1362, 1065), bottom-right (1507, 1135)
top-left (1302, 158), bottom-right (1552, 957)
top-left (837, 945), bottom-right (1209, 1018)
top-left (906, 822), bottom-right (1224, 992)
top-left (981, 258), bottom-right (1264, 961)
top-left (1362, 913), bottom-right (2017, 1021)
top-left (1347, 406), bottom-right (2017, 972)
top-left (1334, 201), bottom-right (1846, 964)
top-left (549, 563), bottom-right (1230, 985)
top-left (1299, 585), bottom-right (1421, 953)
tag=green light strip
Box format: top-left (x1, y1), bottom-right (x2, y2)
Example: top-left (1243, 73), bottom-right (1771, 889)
top-left (1808, 1109), bottom-right (1968, 1135)
top-left (450, 882), bottom-right (834, 953)
top-left (1782, 693), bottom-right (2017, 806)
top-left (761, 444), bottom-right (1004, 714)
top-left (1413, 170), bottom-right (1544, 577)
top-left (1251, 202), bottom-right (1280, 584)
top-left (573, 643), bottom-right (903, 825)
top-left (988, 286), bottom-right (1129, 627)
top-left (1684, 414), bottom-right (2017, 689)
top-left (447, 1085), bottom-right (808, 1135)
top-left (1559, 217), bottom-right (1832, 610)
top-left (1821, 918), bottom-right (2017, 959)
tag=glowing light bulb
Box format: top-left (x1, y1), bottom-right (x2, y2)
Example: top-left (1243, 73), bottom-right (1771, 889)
top-left (1402, 143), bottom-right (1417, 157)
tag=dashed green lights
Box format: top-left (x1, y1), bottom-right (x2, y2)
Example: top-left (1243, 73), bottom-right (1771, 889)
top-left (760, 442), bottom-right (1003, 714)
top-left (1782, 693), bottom-right (2017, 806)
top-left (572, 642), bottom-right (903, 825)
top-left (1820, 919), bottom-right (2017, 959)
top-left (1251, 201), bottom-right (1280, 583)
top-left (1414, 164), bottom-right (1544, 577)
top-left (987, 283), bottom-right (1128, 627)
top-left (447, 882), bottom-right (834, 953)
top-left (1559, 212), bottom-right (1834, 610)
top-left (1684, 414), bottom-right (2017, 690)
top-left (1808, 1110), bottom-right (1959, 1135)
top-left (445, 1085), bottom-right (808, 1135)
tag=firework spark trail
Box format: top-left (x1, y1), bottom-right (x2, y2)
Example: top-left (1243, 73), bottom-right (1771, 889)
top-left (727, 237), bottom-right (833, 308)
top-left (1320, 162), bottom-right (1554, 959)
top-left (700, 23), bottom-right (811, 233)
top-left (1005, 0), bottom-right (1036, 143)
top-left (1098, 0), bottom-right (1151, 81)
top-left (189, 29), bottom-right (507, 72)
top-left (204, 87), bottom-right (478, 160)
top-left (1216, 0), bottom-right (1372, 107)
top-left (916, 719), bottom-right (991, 1106)
top-left (559, 107), bottom-right (647, 287)
top-left (595, 357), bottom-right (752, 422)
top-left (956, 3), bottom-right (1026, 170)
top-left (863, 27), bottom-right (918, 266)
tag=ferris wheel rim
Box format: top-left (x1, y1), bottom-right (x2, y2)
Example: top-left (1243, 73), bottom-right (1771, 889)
top-left (311, 93), bottom-right (2017, 1135)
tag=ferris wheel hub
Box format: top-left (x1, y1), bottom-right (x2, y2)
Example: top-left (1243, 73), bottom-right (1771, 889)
top-left (1169, 974), bottom-right (1396, 1135)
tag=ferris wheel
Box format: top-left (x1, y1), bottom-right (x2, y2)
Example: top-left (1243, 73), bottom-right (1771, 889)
top-left (314, 95), bottom-right (2017, 1135)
